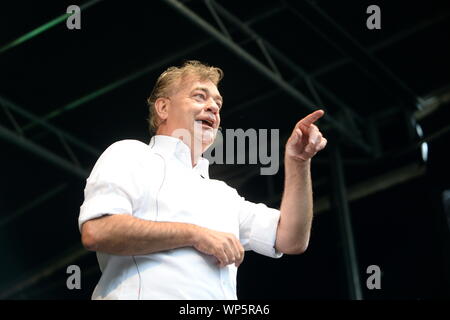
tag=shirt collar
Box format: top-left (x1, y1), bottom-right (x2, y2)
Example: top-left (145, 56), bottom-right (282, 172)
top-left (149, 135), bottom-right (210, 179)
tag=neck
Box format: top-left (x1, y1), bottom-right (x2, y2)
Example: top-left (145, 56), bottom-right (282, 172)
top-left (189, 138), bottom-right (204, 167)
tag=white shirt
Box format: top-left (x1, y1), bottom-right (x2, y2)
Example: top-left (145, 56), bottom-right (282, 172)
top-left (79, 135), bottom-right (282, 300)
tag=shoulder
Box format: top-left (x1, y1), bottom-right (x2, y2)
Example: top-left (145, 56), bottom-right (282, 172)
top-left (99, 139), bottom-right (153, 161)
top-left (93, 139), bottom-right (155, 170)
top-left (104, 139), bottom-right (149, 155)
top-left (89, 140), bottom-right (162, 179)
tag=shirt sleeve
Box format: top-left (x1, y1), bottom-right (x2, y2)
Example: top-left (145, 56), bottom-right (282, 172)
top-left (78, 141), bottom-right (144, 232)
top-left (238, 197), bottom-right (283, 259)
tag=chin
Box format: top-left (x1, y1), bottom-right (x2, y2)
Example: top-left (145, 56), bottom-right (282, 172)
top-left (199, 129), bottom-right (214, 142)
top-left (201, 138), bottom-right (213, 149)
top-left (201, 135), bottom-right (216, 150)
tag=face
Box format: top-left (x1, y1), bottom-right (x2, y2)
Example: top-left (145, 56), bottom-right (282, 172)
top-left (156, 76), bottom-right (223, 154)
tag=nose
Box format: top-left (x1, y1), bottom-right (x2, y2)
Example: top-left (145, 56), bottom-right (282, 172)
top-left (206, 98), bottom-right (220, 114)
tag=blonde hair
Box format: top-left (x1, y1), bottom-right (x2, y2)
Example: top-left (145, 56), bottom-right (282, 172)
top-left (147, 60), bottom-right (224, 135)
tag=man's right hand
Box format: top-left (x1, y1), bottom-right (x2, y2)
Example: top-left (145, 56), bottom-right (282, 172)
top-left (192, 226), bottom-right (245, 268)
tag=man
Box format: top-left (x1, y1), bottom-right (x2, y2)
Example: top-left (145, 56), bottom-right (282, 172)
top-left (79, 60), bottom-right (327, 299)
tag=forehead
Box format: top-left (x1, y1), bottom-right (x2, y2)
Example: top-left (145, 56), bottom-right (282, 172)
top-left (178, 76), bottom-right (222, 98)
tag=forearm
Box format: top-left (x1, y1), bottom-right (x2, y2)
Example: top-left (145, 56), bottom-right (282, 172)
top-left (276, 157), bottom-right (313, 254)
top-left (81, 214), bottom-right (199, 256)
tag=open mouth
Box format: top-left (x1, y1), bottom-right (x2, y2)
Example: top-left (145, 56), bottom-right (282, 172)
top-left (197, 119), bottom-right (214, 129)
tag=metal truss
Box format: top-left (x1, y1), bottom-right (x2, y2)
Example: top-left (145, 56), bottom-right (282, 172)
top-left (0, 183), bottom-right (68, 228)
top-left (0, 3), bottom-right (294, 299)
top-left (163, 0), bottom-right (373, 154)
top-left (0, 0), bottom-right (103, 55)
top-left (4, 1), bottom-right (447, 137)
top-left (209, 0), bottom-right (366, 139)
top-left (300, 0), bottom-right (421, 109)
top-left (1, 1), bottom-right (448, 298)
top-left (0, 95), bottom-right (98, 178)
top-left (21, 5), bottom-right (284, 133)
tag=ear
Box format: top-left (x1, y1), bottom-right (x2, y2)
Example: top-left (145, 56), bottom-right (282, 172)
top-left (154, 97), bottom-right (170, 122)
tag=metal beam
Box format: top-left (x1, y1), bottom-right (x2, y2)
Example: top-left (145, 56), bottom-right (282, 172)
top-left (0, 184), bottom-right (68, 228)
top-left (1, 104), bottom-right (23, 135)
top-left (0, 95), bottom-right (99, 157)
top-left (221, 77), bottom-right (301, 121)
top-left (19, 264), bottom-right (100, 299)
top-left (0, 245), bottom-right (88, 299)
top-left (0, 0), bottom-right (103, 55)
top-left (265, 120), bottom-right (439, 210)
top-left (162, 0), bottom-right (371, 154)
top-left (20, 4), bottom-right (446, 134)
top-left (22, 5), bottom-right (285, 132)
top-left (414, 85), bottom-right (450, 120)
top-left (314, 162), bottom-right (426, 214)
top-left (329, 142), bottom-right (363, 300)
top-left (303, 0), bottom-right (420, 108)
top-left (22, 39), bottom-right (211, 132)
top-left (0, 124), bottom-right (87, 179)
top-left (209, 0), bottom-right (366, 125)
top-left (204, 0), bottom-right (232, 39)
top-left (311, 11), bottom-right (450, 79)
top-left (283, 1), bottom-right (393, 98)
top-left (221, 82), bottom-right (450, 186)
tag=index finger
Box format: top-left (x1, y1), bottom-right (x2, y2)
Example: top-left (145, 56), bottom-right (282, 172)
top-left (299, 109), bottom-right (325, 127)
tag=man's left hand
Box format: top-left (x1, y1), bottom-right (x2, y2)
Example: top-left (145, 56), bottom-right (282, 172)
top-left (285, 109), bottom-right (327, 162)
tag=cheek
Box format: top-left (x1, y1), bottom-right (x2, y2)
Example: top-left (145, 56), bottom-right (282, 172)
top-left (216, 116), bottom-right (221, 129)
top-left (177, 109), bottom-right (194, 125)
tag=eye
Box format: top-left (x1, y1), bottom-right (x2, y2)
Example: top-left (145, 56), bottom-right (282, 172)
top-left (194, 93), bottom-right (206, 100)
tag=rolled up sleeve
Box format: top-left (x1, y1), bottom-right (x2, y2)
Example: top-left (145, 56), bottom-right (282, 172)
top-left (238, 199), bottom-right (283, 259)
top-left (78, 141), bottom-right (142, 231)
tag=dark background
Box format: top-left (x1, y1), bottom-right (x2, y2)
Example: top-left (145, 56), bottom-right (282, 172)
top-left (0, 0), bottom-right (449, 299)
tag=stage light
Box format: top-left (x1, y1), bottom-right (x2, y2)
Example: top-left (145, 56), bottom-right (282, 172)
top-left (414, 123), bottom-right (428, 163)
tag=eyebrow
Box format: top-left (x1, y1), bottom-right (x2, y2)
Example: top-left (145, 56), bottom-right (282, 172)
top-left (192, 87), bottom-right (223, 105)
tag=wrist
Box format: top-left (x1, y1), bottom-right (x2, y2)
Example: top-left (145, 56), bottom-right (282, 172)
top-left (188, 224), bottom-right (202, 247)
top-left (285, 155), bottom-right (311, 169)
